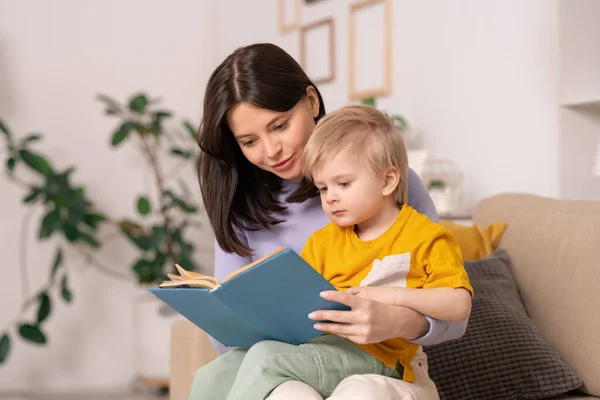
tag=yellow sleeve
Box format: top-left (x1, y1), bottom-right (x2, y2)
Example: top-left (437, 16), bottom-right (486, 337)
top-left (421, 230), bottom-right (474, 296)
top-left (300, 231), bottom-right (326, 276)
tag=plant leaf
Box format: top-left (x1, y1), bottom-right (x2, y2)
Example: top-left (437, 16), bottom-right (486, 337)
top-left (362, 97), bottom-right (376, 107)
top-left (18, 324), bottom-right (47, 344)
top-left (0, 334), bottom-right (10, 364)
top-left (0, 119), bottom-right (11, 138)
top-left (61, 276), bottom-right (72, 303)
top-left (111, 121), bottom-right (134, 147)
top-left (97, 94), bottom-right (123, 115)
top-left (164, 190), bottom-right (198, 213)
top-left (136, 196), bottom-right (151, 216)
top-left (36, 292), bottom-right (51, 324)
top-left (39, 210), bottom-right (61, 239)
top-left (131, 258), bottom-right (155, 283)
top-left (78, 231), bottom-right (100, 248)
top-left (62, 222), bottom-right (79, 242)
top-left (83, 213), bottom-right (107, 229)
top-left (23, 188), bottom-right (42, 203)
top-left (18, 149), bottom-right (53, 176)
top-left (170, 148), bottom-right (192, 159)
top-left (6, 157), bottom-right (16, 172)
top-left (50, 248), bottom-right (63, 279)
top-left (22, 134), bottom-right (42, 144)
top-left (184, 121), bottom-right (197, 140)
top-left (129, 94), bottom-right (149, 113)
top-left (392, 115), bottom-right (409, 130)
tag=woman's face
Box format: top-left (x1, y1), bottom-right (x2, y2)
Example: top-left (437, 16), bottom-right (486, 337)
top-left (227, 87), bottom-right (320, 183)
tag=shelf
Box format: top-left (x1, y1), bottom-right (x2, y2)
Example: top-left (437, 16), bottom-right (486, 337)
top-left (562, 98), bottom-right (600, 114)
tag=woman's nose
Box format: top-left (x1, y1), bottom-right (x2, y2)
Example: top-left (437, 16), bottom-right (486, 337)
top-left (264, 139), bottom-right (283, 159)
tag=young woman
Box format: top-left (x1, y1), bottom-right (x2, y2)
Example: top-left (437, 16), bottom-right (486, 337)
top-left (193, 43), bottom-right (466, 399)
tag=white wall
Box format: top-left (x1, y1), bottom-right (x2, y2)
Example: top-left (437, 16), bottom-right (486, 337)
top-left (0, 0), bottom-right (569, 394)
top-left (214, 0), bottom-right (560, 212)
top-left (558, 0), bottom-right (600, 200)
top-left (0, 0), bottom-right (215, 393)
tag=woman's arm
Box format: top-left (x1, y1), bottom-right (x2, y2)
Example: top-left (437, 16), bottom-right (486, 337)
top-left (407, 167), bottom-right (438, 223)
top-left (308, 291), bottom-right (429, 343)
top-left (403, 169), bottom-right (472, 343)
top-left (348, 286), bottom-right (472, 322)
top-left (310, 290), bottom-right (470, 345)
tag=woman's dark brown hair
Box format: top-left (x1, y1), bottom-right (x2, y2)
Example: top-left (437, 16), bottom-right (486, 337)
top-left (198, 43), bottom-right (326, 257)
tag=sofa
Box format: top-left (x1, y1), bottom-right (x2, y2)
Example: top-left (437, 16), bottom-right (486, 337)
top-left (169, 193), bottom-right (600, 399)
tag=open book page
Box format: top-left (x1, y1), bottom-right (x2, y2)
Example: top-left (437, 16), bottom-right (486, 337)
top-left (158, 247), bottom-right (286, 290)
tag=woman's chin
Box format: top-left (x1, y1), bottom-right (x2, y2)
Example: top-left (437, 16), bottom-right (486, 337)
top-left (270, 167), bottom-right (302, 182)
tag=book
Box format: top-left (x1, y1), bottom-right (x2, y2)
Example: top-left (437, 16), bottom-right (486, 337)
top-left (148, 248), bottom-right (350, 347)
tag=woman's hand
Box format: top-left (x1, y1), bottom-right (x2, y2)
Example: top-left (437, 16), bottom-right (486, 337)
top-left (308, 290), bottom-right (429, 344)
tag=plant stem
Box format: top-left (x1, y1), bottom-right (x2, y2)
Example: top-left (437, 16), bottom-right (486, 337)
top-left (2, 171), bottom-right (32, 190)
top-left (19, 208), bottom-right (34, 306)
top-left (139, 135), bottom-right (178, 262)
top-left (74, 246), bottom-right (131, 280)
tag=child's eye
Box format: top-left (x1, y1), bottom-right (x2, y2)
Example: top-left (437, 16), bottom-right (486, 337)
top-left (274, 122), bottom-right (288, 131)
top-left (317, 186), bottom-right (327, 193)
top-left (339, 181), bottom-right (350, 188)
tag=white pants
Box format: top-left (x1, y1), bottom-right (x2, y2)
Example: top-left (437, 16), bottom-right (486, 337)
top-left (266, 347), bottom-right (439, 400)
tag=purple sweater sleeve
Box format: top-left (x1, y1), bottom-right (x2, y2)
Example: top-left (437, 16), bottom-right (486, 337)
top-left (406, 168), bottom-right (469, 345)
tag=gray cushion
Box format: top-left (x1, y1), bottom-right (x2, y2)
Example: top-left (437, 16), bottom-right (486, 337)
top-left (424, 249), bottom-right (582, 400)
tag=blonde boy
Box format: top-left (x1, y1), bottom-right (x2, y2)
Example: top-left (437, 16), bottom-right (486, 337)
top-left (299, 104), bottom-right (473, 382)
top-left (192, 105), bottom-right (472, 400)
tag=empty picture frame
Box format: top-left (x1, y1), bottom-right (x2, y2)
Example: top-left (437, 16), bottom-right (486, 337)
top-left (300, 18), bottom-right (336, 84)
top-left (348, 0), bottom-right (392, 100)
top-left (278, 0), bottom-right (302, 33)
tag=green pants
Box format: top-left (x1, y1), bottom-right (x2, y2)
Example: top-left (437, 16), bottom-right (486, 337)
top-left (188, 335), bottom-right (402, 400)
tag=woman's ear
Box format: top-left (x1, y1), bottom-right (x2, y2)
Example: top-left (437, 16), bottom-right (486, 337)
top-left (305, 86), bottom-right (320, 118)
top-left (382, 167), bottom-right (400, 197)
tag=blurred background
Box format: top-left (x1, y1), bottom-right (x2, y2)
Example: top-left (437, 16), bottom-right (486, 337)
top-left (1, 0), bottom-right (599, 397)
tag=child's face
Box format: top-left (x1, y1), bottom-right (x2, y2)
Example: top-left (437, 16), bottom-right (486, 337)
top-left (312, 151), bottom-right (387, 227)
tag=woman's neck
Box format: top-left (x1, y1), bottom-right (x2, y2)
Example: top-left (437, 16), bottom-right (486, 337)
top-left (355, 200), bottom-right (401, 241)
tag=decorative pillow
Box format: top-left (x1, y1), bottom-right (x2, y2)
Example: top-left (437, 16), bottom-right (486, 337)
top-left (440, 220), bottom-right (506, 261)
top-left (424, 249), bottom-right (582, 400)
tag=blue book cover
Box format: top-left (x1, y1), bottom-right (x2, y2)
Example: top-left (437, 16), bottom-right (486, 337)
top-left (148, 248), bottom-right (349, 347)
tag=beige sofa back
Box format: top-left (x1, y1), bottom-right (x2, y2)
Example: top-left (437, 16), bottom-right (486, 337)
top-left (473, 193), bottom-right (600, 396)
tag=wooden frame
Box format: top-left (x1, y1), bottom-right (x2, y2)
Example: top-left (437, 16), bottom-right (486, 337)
top-left (348, 0), bottom-right (392, 100)
top-left (300, 18), bottom-right (336, 84)
top-left (278, 0), bottom-right (302, 33)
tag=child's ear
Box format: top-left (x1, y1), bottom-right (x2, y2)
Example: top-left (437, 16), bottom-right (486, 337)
top-left (382, 167), bottom-right (400, 197)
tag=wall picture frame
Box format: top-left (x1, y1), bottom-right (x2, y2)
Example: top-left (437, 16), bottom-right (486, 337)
top-left (278, 0), bottom-right (302, 33)
top-left (300, 18), bottom-right (336, 85)
top-left (348, 0), bottom-right (392, 100)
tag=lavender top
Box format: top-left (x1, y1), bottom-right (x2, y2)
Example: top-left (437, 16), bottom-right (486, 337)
top-left (211, 168), bottom-right (468, 353)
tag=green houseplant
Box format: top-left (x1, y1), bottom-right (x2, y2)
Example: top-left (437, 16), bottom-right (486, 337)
top-left (0, 92), bottom-right (204, 365)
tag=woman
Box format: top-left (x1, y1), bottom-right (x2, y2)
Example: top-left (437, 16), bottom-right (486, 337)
top-left (193, 43), bottom-right (466, 400)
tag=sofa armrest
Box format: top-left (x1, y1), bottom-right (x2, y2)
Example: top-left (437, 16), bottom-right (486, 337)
top-left (170, 319), bottom-right (219, 400)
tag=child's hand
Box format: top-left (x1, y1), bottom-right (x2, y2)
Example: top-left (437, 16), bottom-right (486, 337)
top-left (346, 286), bottom-right (406, 306)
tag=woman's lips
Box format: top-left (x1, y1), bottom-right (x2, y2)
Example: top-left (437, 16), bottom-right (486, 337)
top-left (271, 155), bottom-right (294, 171)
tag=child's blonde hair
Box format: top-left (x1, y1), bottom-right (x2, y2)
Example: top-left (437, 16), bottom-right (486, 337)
top-left (301, 104), bottom-right (408, 205)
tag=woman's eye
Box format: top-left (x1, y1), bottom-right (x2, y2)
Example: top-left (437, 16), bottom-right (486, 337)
top-left (242, 139), bottom-right (256, 147)
top-left (274, 122), bottom-right (288, 131)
